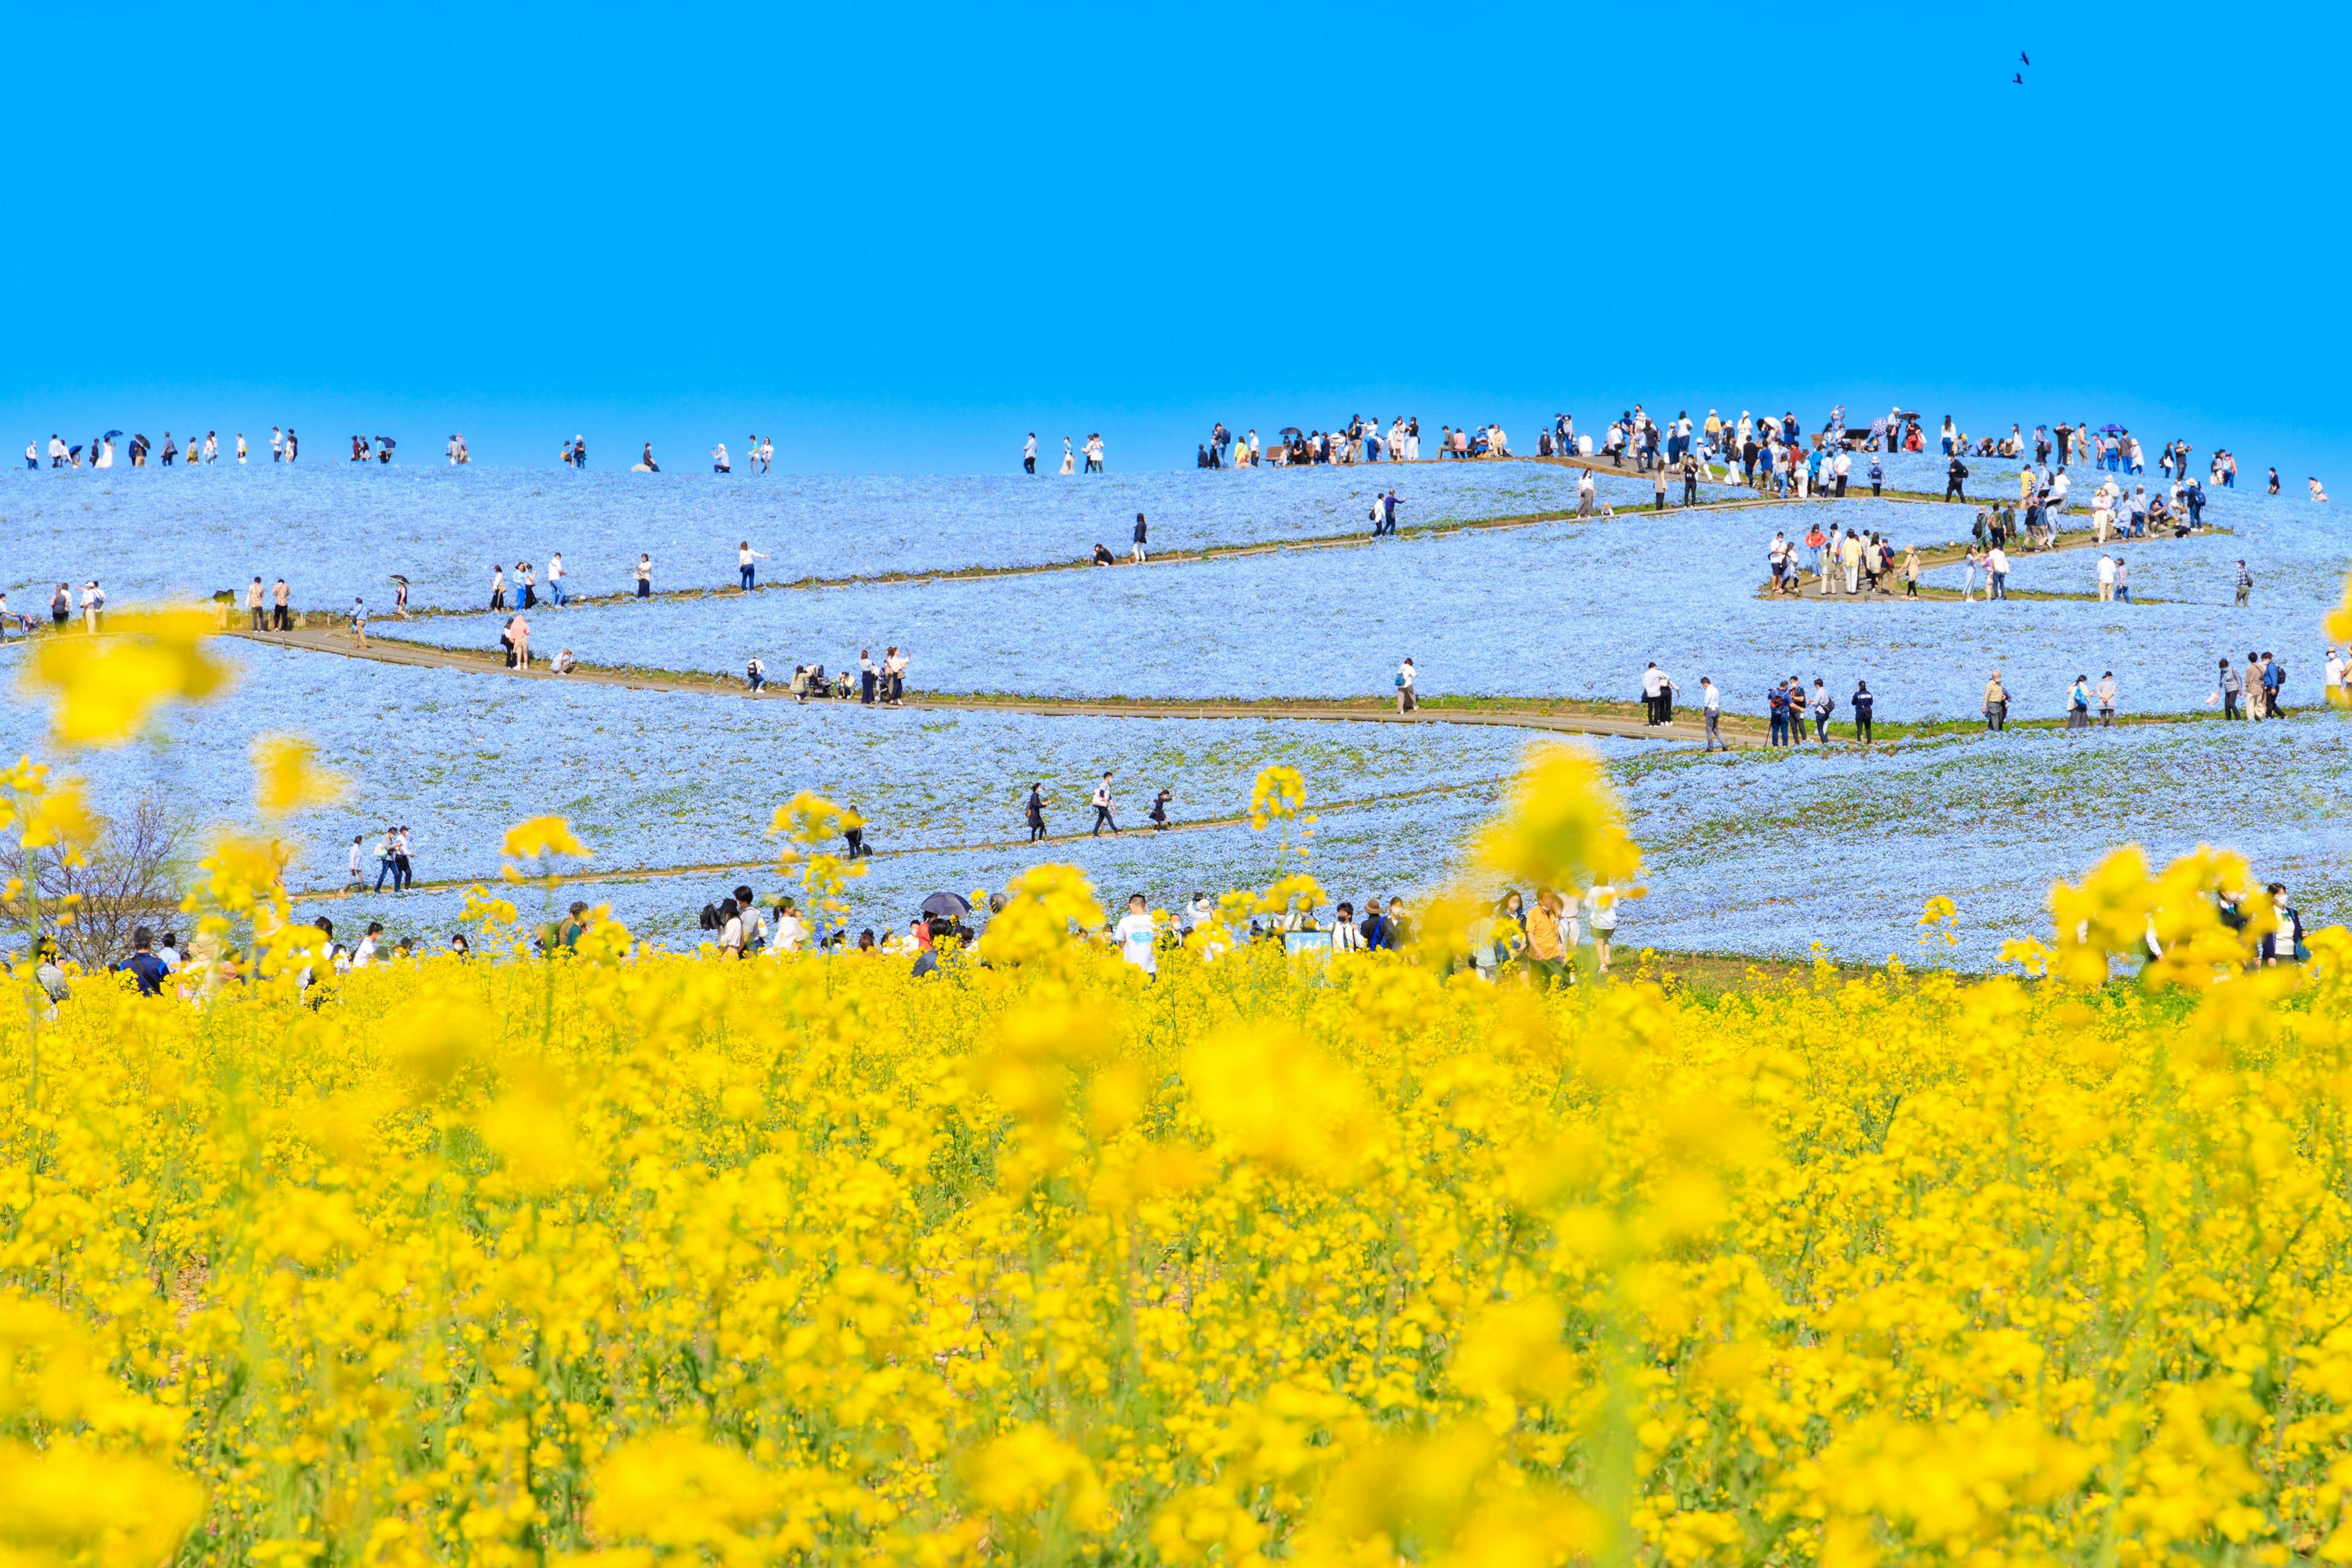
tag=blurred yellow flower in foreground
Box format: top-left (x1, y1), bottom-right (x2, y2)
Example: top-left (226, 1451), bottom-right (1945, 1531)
top-left (499, 814), bottom-right (588, 878)
top-left (17, 609), bottom-right (228, 747)
top-left (249, 734), bottom-right (350, 818)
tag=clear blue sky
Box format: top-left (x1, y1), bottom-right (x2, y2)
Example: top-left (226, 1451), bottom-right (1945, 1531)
top-left (7, 2), bottom-right (2346, 477)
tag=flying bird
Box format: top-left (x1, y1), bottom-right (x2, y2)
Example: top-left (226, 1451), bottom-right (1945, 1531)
top-left (2019, 50), bottom-right (2030, 65)
top-left (2013, 72), bottom-right (2024, 83)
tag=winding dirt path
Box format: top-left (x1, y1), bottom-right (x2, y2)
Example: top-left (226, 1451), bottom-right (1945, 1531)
top-left (288, 778), bottom-right (1494, 904)
top-left (236, 627), bottom-right (1754, 748)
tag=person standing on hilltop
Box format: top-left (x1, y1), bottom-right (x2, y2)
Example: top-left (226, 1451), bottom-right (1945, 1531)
top-left (1024, 432), bottom-right (1038, 475)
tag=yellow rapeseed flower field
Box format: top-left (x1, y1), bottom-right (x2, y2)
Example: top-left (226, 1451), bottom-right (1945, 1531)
top-left (4, 815), bottom-right (2352, 1567)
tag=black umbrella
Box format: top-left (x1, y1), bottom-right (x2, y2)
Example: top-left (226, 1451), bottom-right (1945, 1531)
top-left (1278, 426), bottom-right (1303, 437)
top-left (388, 574), bottom-right (410, 586)
top-left (920, 891), bottom-right (971, 920)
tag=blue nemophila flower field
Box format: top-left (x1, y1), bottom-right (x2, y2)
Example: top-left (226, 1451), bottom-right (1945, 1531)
top-left (368, 492), bottom-right (2339, 720)
top-left (0, 459), bottom-right (1662, 612)
top-left (0, 641), bottom-right (1596, 891)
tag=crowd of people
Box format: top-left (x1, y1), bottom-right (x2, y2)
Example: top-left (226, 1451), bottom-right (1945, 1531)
top-left (29, 429), bottom-right (280, 467)
top-left (680, 875), bottom-right (1626, 988)
top-left (744, 647), bottom-right (911, 704)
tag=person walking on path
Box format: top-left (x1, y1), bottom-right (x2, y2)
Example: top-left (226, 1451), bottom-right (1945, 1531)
top-left (273, 578), bottom-right (291, 631)
top-left (548, 552), bottom-right (567, 606)
top-left (2098, 671), bottom-right (2117, 726)
top-left (1149, 788), bottom-right (1172, 831)
top-left (1946, 454), bottom-right (1969, 502)
top-left (884, 647), bottom-right (908, 705)
top-left (2217, 658), bottom-right (2243, 718)
top-left (859, 649), bottom-right (879, 706)
top-left (349, 597), bottom-right (368, 649)
top-left (1025, 782), bottom-right (1049, 842)
top-left (1652, 464), bottom-right (1669, 510)
top-left (1987, 544), bottom-right (2010, 600)
top-left (1809, 679), bottom-right (1834, 744)
top-left (490, 564), bottom-right (507, 612)
top-left (1852, 680), bottom-right (1875, 744)
top-left (1024, 433), bottom-right (1038, 475)
top-left (1700, 676), bottom-right (1723, 751)
top-left (1902, 545), bottom-right (1921, 597)
top-left (247, 577), bottom-right (266, 631)
top-left (1767, 680), bottom-right (1790, 747)
top-left (1588, 879), bottom-right (1618, 976)
top-left (2236, 560), bottom-right (2253, 606)
top-left (635, 554), bottom-right (652, 598)
top-left (2067, 674), bottom-right (2092, 730)
top-left (2115, 557), bottom-right (2132, 603)
top-left (1380, 489), bottom-right (1401, 535)
top-left (1131, 513), bottom-right (1148, 564)
top-left (1396, 657), bottom-right (1418, 714)
top-left (505, 612), bottom-right (530, 671)
top-left (2097, 553), bottom-right (2116, 601)
top-left (1090, 772), bottom-right (1119, 837)
top-left (1983, 671), bottom-right (2009, 731)
top-left (738, 541), bottom-right (769, 590)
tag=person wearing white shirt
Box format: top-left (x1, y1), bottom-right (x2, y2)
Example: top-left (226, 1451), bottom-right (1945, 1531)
top-left (1701, 676), bottom-right (1724, 752)
top-left (1330, 903), bottom-right (1365, 952)
top-left (1986, 545), bottom-right (2010, 600)
top-left (353, 924), bottom-right (381, 967)
top-left (2096, 554), bottom-right (2116, 601)
top-left (548, 552), bottom-right (567, 606)
top-left (738, 541), bottom-right (769, 591)
top-left (1113, 895), bottom-right (1158, 979)
top-left (271, 427), bottom-right (284, 462)
top-left (2327, 648), bottom-right (2346, 697)
top-left (1023, 432), bottom-right (1038, 475)
top-left (774, 900), bottom-right (808, 953)
top-left (712, 442), bottom-right (731, 474)
top-left (1586, 881), bottom-right (1618, 974)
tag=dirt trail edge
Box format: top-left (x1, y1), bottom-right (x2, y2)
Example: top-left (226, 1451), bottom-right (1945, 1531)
top-left (235, 627), bottom-right (1751, 749)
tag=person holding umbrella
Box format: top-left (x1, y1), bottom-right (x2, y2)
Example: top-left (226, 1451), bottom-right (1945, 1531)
top-left (375, 437), bottom-right (396, 464)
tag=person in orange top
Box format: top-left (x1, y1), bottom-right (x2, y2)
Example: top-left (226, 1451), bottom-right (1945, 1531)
top-left (1526, 888), bottom-right (1569, 990)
